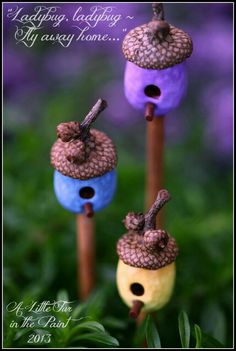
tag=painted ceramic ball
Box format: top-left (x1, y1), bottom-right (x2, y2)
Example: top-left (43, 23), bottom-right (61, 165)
top-left (54, 169), bottom-right (117, 214)
top-left (124, 61), bottom-right (187, 116)
top-left (116, 259), bottom-right (176, 312)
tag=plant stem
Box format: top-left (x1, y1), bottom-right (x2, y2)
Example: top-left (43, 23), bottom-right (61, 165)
top-left (152, 3), bottom-right (165, 20)
top-left (80, 98), bottom-right (107, 141)
top-left (144, 189), bottom-right (171, 231)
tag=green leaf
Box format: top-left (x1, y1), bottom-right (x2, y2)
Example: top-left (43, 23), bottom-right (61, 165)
top-left (133, 313), bottom-right (147, 348)
top-left (69, 321), bottom-right (105, 340)
top-left (102, 316), bottom-right (127, 330)
top-left (14, 328), bottom-right (42, 341)
top-left (83, 289), bottom-right (106, 319)
top-left (194, 324), bottom-right (202, 348)
top-left (200, 302), bottom-right (226, 344)
top-left (178, 311), bottom-right (190, 348)
top-left (56, 289), bottom-right (69, 303)
top-left (145, 315), bottom-right (161, 348)
top-left (4, 325), bottom-right (18, 347)
top-left (71, 303), bottom-right (86, 319)
top-left (54, 290), bottom-right (75, 324)
top-left (72, 331), bottom-right (119, 347)
top-left (78, 321), bottom-right (105, 332)
top-left (201, 331), bottom-right (224, 348)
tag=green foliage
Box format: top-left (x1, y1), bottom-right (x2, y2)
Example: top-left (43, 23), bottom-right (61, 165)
top-left (200, 301), bottom-right (226, 344)
top-left (178, 311), bottom-right (190, 348)
top-left (145, 315), bottom-right (161, 348)
top-left (199, 331), bottom-right (224, 348)
top-left (194, 324), bottom-right (202, 348)
top-left (145, 312), bottom-right (225, 349)
top-left (3, 290), bottom-right (119, 348)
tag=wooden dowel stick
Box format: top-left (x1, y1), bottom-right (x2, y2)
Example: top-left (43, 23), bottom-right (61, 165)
top-left (137, 115), bottom-right (165, 336)
top-left (83, 202), bottom-right (94, 218)
top-left (145, 102), bottom-right (155, 121)
top-left (76, 214), bottom-right (95, 300)
top-left (145, 116), bottom-right (165, 228)
top-left (129, 300), bottom-right (144, 319)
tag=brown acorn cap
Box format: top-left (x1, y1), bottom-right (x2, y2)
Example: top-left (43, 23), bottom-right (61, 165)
top-left (117, 189), bottom-right (179, 270)
top-left (50, 99), bottom-right (117, 180)
top-left (122, 3), bottom-right (193, 70)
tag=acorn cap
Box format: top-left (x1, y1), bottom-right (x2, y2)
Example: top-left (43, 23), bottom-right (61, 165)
top-left (50, 99), bottom-right (117, 180)
top-left (117, 189), bottom-right (179, 270)
top-left (122, 3), bottom-right (193, 70)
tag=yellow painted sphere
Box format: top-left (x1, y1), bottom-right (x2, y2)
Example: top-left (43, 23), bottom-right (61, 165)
top-left (116, 259), bottom-right (176, 312)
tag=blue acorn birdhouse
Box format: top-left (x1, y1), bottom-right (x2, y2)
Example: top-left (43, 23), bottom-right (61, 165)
top-left (50, 99), bottom-right (117, 217)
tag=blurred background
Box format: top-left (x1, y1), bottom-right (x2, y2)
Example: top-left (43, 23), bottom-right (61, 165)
top-left (3, 2), bottom-right (233, 348)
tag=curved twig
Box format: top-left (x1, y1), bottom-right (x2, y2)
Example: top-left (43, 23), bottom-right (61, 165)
top-left (80, 98), bottom-right (107, 141)
top-left (144, 189), bottom-right (171, 231)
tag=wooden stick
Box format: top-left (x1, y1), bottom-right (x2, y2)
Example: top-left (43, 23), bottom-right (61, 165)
top-left (145, 115), bottom-right (165, 228)
top-left (137, 113), bottom-right (165, 339)
top-left (83, 203), bottom-right (94, 218)
top-left (145, 102), bottom-right (155, 121)
top-left (136, 2), bottom-right (166, 345)
top-left (76, 214), bottom-right (95, 300)
top-left (129, 300), bottom-right (144, 319)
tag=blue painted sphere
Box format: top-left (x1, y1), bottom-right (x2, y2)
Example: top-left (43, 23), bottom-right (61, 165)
top-left (54, 170), bottom-right (117, 214)
top-left (124, 61), bottom-right (188, 116)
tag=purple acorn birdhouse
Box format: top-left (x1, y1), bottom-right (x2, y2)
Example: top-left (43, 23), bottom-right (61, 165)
top-left (123, 3), bottom-right (193, 120)
top-left (50, 99), bottom-right (117, 217)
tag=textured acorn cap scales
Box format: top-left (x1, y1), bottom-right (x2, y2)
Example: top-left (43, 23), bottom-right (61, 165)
top-left (50, 99), bottom-right (117, 180)
top-left (122, 3), bottom-right (193, 70)
top-left (117, 189), bottom-right (179, 270)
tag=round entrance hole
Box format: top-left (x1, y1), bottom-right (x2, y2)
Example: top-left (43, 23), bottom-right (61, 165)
top-left (79, 187), bottom-right (95, 199)
top-left (130, 283), bottom-right (145, 296)
top-left (144, 85), bottom-right (161, 99)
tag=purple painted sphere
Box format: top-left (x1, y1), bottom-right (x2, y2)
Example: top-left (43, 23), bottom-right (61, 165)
top-left (124, 61), bottom-right (188, 117)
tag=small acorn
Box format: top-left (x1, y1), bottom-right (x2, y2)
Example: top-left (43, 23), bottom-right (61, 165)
top-left (123, 3), bottom-right (193, 120)
top-left (50, 99), bottom-right (117, 216)
top-left (116, 189), bottom-right (178, 318)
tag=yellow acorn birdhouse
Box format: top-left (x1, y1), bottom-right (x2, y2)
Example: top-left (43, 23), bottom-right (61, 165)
top-left (116, 189), bottom-right (178, 318)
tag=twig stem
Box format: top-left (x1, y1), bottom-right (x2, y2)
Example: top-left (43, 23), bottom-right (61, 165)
top-left (152, 3), bottom-right (165, 20)
top-left (144, 189), bottom-right (171, 231)
top-left (80, 98), bottom-right (107, 141)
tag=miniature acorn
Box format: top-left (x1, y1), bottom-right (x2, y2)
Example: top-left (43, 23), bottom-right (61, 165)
top-left (50, 99), bottom-right (117, 217)
top-left (116, 189), bottom-right (178, 318)
top-left (123, 3), bottom-right (193, 120)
